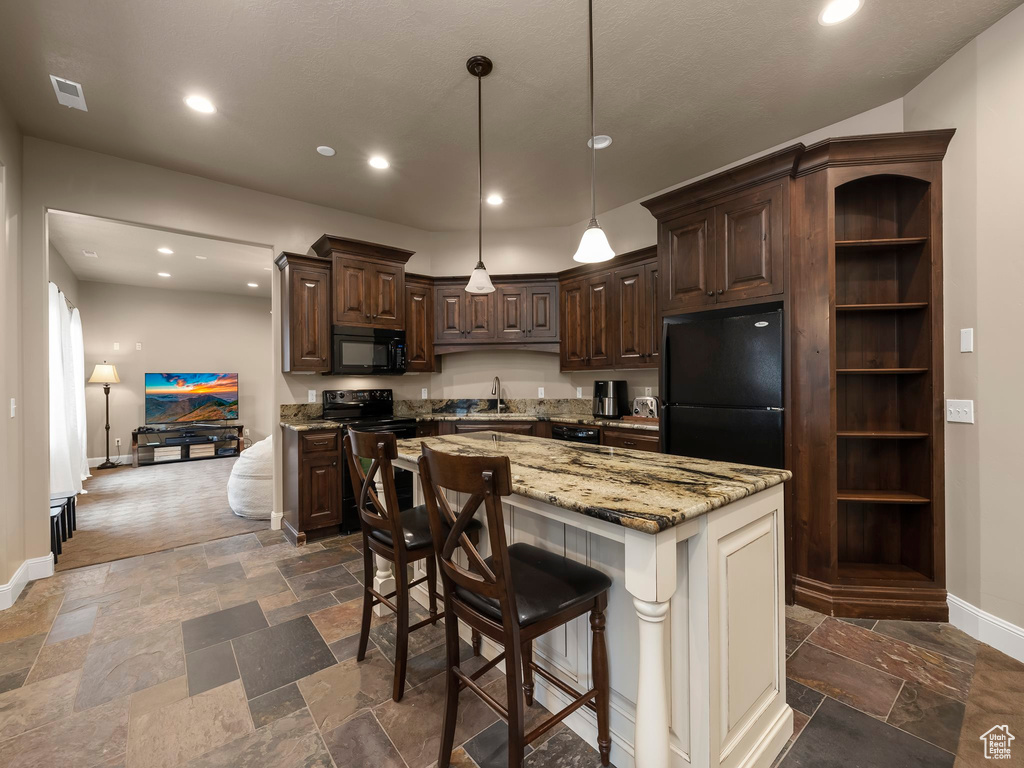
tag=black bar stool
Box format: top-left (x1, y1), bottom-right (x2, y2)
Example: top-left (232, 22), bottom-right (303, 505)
top-left (49, 502), bottom-right (64, 563)
top-left (344, 428), bottom-right (482, 702)
top-left (50, 494), bottom-right (74, 539)
top-left (418, 444), bottom-right (612, 768)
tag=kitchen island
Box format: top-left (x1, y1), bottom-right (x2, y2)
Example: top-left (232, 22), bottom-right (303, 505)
top-left (383, 432), bottom-right (792, 768)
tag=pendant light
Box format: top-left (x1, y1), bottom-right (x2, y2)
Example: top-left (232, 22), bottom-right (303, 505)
top-left (465, 55), bottom-right (496, 294)
top-left (572, 0), bottom-right (615, 264)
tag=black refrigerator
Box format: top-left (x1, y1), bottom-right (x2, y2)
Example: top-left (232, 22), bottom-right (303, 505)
top-left (661, 306), bottom-right (784, 469)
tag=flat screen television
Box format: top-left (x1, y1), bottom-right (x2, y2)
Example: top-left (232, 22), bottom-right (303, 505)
top-left (145, 373), bottom-right (239, 424)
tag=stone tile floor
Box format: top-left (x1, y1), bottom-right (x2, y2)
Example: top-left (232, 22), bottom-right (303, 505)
top-left (1, 531), bottom-right (1021, 768)
top-left (0, 532), bottom-right (605, 768)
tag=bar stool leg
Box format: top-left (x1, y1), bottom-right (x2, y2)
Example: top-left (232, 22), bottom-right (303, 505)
top-left (356, 543), bottom-right (374, 663)
top-left (522, 640), bottom-right (534, 706)
top-left (468, 528), bottom-right (483, 656)
top-left (70, 495), bottom-right (77, 531)
top-left (505, 634), bottom-right (526, 768)
top-left (591, 596), bottom-right (611, 766)
top-left (64, 500), bottom-right (73, 539)
top-left (437, 611), bottom-right (462, 768)
top-left (426, 555), bottom-right (439, 623)
top-left (50, 516), bottom-right (58, 564)
top-left (392, 562), bottom-right (410, 702)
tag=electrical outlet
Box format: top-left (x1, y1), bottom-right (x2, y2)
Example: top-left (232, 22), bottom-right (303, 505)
top-left (644, 387), bottom-right (652, 396)
top-left (136, 342), bottom-right (142, 350)
top-left (946, 399), bottom-right (975, 424)
top-left (421, 388), bottom-right (428, 400)
top-left (113, 342), bottom-right (120, 351)
top-left (244, 428), bottom-right (250, 437)
top-left (576, 387), bottom-right (582, 398)
top-left (538, 387), bottom-right (545, 398)
top-left (307, 389), bottom-right (317, 403)
top-left (115, 438), bottom-right (121, 446)
top-left (960, 328), bottom-right (974, 353)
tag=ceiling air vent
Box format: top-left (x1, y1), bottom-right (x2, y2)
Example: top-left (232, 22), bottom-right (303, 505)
top-left (49, 75), bottom-right (88, 111)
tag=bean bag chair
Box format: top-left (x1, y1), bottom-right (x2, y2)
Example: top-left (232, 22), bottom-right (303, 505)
top-left (228, 436), bottom-right (274, 519)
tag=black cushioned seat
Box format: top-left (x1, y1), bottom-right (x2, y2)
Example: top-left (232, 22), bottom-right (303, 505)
top-left (455, 543), bottom-right (612, 628)
top-left (369, 504), bottom-right (482, 551)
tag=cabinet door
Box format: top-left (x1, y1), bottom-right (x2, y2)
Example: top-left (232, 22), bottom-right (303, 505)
top-left (301, 453), bottom-right (341, 530)
top-left (716, 185), bottom-right (784, 302)
top-left (601, 428), bottom-right (660, 453)
top-left (453, 421), bottom-right (536, 436)
top-left (645, 261), bottom-right (661, 367)
top-left (526, 284), bottom-right (558, 340)
top-left (435, 286), bottom-right (466, 343)
top-left (405, 281), bottom-right (435, 372)
top-left (333, 255), bottom-right (372, 325)
top-left (287, 264), bottom-right (330, 372)
top-left (369, 263), bottom-right (404, 328)
top-left (586, 273), bottom-right (614, 369)
top-left (560, 279), bottom-right (587, 370)
top-left (466, 293), bottom-right (495, 341)
top-left (613, 265), bottom-right (647, 368)
top-left (661, 208), bottom-right (716, 311)
top-left (496, 286), bottom-right (527, 341)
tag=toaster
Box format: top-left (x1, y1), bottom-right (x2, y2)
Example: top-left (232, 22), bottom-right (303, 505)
top-left (632, 396), bottom-right (659, 419)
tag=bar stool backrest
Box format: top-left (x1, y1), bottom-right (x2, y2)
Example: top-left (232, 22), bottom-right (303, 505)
top-left (344, 428), bottom-right (405, 550)
top-left (418, 444), bottom-right (517, 623)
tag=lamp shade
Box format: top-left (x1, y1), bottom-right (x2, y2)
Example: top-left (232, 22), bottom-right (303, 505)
top-left (88, 363), bottom-right (120, 384)
top-left (465, 263), bottom-right (495, 294)
top-left (572, 220), bottom-right (615, 263)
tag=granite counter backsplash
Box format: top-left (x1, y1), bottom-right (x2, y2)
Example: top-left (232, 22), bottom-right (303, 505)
top-left (394, 398), bottom-right (592, 418)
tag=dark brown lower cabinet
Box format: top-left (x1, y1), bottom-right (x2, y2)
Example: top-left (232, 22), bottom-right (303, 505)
top-left (438, 420), bottom-right (537, 436)
top-left (282, 429), bottom-right (343, 545)
top-left (601, 428), bottom-right (660, 452)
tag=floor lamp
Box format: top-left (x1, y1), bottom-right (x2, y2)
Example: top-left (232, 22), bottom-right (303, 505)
top-left (88, 362), bottom-right (120, 470)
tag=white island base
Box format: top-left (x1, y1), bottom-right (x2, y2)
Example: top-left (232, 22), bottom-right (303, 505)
top-left (381, 457), bottom-right (792, 768)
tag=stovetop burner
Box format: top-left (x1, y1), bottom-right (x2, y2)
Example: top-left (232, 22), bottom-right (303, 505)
top-left (320, 389), bottom-right (415, 433)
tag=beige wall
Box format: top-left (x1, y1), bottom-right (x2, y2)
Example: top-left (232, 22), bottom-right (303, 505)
top-left (47, 243), bottom-right (79, 305)
top-left (77, 281), bottom-right (273, 460)
top-left (0, 96), bottom-right (23, 586)
top-left (904, 3), bottom-right (1024, 628)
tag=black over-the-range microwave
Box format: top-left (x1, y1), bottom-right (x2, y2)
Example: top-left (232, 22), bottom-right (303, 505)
top-left (330, 326), bottom-right (407, 376)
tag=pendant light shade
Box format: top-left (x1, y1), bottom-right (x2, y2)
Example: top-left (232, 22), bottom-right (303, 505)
top-left (465, 56), bottom-right (496, 294)
top-left (573, 0), bottom-right (614, 264)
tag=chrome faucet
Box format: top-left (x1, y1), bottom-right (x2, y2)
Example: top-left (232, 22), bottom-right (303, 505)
top-left (492, 376), bottom-right (504, 414)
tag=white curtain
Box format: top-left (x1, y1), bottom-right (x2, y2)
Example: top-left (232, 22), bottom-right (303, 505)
top-left (48, 282), bottom-right (89, 496)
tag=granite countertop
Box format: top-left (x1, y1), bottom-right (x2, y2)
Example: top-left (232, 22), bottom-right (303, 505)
top-left (280, 413), bottom-right (660, 433)
top-left (394, 432), bottom-right (790, 534)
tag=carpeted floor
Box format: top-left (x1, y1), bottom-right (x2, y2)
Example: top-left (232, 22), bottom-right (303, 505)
top-left (55, 459), bottom-right (269, 571)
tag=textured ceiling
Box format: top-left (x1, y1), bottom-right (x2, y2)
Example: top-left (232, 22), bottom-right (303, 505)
top-left (2, 0), bottom-right (1019, 231)
top-left (49, 212), bottom-right (273, 297)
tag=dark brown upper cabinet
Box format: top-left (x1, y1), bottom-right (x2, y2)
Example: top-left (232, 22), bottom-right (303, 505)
top-left (311, 234), bottom-right (414, 330)
top-left (716, 184), bottom-right (784, 303)
top-left (661, 207), bottom-right (716, 311)
top-left (435, 284), bottom-right (495, 343)
top-left (276, 252), bottom-right (331, 373)
top-left (432, 277), bottom-right (557, 351)
top-left (560, 273), bottom-right (613, 371)
top-left (405, 274), bottom-right (438, 373)
top-left (496, 282), bottom-right (559, 341)
top-left (613, 259), bottom-right (659, 369)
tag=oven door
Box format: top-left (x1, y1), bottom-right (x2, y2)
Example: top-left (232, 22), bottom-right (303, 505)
top-left (332, 327), bottom-right (407, 375)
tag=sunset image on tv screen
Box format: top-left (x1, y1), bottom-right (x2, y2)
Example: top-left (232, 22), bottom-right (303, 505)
top-left (145, 373), bottom-right (239, 424)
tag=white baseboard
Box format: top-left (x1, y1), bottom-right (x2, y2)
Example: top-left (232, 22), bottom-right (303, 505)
top-left (948, 593), bottom-right (1024, 664)
top-left (270, 511), bottom-right (283, 531)
top-left (0, 554), bottom-right (55, 611)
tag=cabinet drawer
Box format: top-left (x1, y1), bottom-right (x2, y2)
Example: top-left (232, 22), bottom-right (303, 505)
top-left (601, 429), bottom-right (660, 452)
top-left (300, 432), bottom-right (339, 453)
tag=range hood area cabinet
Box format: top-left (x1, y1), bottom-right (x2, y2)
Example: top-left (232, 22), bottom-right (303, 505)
top-left (558, 246), bottom-right (659, 372)
top-left (276, 252), bottom-right (332, 373)
top-left (404, 273), bottom-right (440, 373)
top-left (311, 234), bottom-right (414, 330)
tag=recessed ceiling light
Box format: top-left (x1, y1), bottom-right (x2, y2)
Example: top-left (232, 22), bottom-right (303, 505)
top-left (368, 156), bottom-right (390, 169)
top-left (82, 250), bottom-right (98, 258)
top-left (247, 282), bottom-right (259, 288)
top-left (587, 135), bottom-right (613, 149)
top-left (486, 194), bottom-right (504, 206)
top-left (184, 94), bottom-right (216, 113)
top-left (157, 272), bottom-right (171, 278)
top-left (818, 0), bottom-right (862, 25)
top-left (195, 255), bottom-right (207, 260)
top-left (157, 247), bottom-right (174, 254)
top-left (316, 145), bottom-right (336, 157)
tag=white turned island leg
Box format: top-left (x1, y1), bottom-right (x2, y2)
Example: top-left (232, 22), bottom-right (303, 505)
top-left (624, 527), bottom-right (679, 768)
top-left (372, 475), bottom-right (395, 617)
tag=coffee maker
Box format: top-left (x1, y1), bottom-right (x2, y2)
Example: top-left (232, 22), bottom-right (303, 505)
top-left (593, 380), bottom-right (629, 419)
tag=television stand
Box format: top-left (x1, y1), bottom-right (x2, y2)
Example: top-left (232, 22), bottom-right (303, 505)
top-left (131, 425), bottom-right (244, 468)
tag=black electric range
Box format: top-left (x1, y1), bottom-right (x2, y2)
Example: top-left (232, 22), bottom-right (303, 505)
top-left (322, 389), bottom-right (417, 533)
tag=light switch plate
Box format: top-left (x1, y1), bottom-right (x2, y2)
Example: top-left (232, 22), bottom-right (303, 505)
top-left (960, 328), bottom-right (974, 353)
top-left (576, 387), bottom-right (583, 398)
top-left (946, 399), bottom-right (975, 423)
top-left (538, 387), bottom-right (545, 398)
top-left (9, 398), bottom-right (15, 418)
top-left (421, 388), bottom-right (428, 400)
top-left (113, 342), bottom-right (120, 351)
top-left (307, 389), bottom-right (317, 403)
top-left (135, 342), bottom-right (142, 350)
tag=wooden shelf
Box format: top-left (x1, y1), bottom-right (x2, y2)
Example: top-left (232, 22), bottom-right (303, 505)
top-left (837, 490), bottom-right (930, 504)
top-left (836, 303), bottom-right (929, 312)
top-left (838, 562), bottom-right (931, 583)
top-left (835, 237), bottom-right (929, 249)
top-left (837, 430), bottom-right (929, 439)
top-left (836, 367), bottom-right (929, 375)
